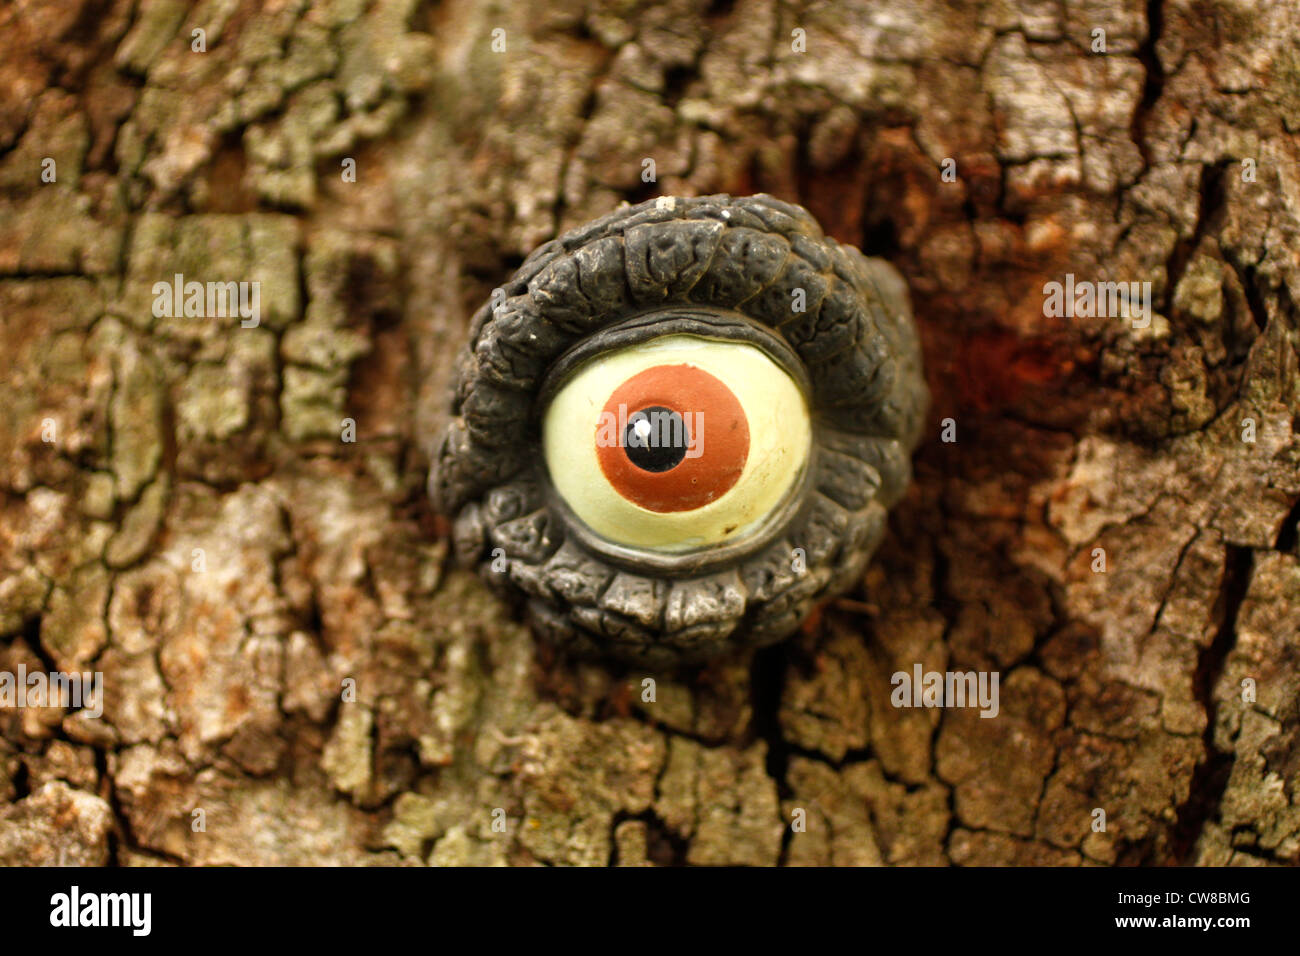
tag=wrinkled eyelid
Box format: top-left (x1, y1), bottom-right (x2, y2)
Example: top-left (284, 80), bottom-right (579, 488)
top-left (432, 193), bottom-right (929, 666)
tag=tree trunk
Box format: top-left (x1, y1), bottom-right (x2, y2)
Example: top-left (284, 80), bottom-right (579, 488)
top-left (1, 0), bottom-right (1297, 866)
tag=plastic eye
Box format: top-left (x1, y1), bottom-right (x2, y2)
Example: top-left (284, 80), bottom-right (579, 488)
top-left (431, 193), bottom-right (928, 666)
top-left (542, 335), bottom-right (811, 552)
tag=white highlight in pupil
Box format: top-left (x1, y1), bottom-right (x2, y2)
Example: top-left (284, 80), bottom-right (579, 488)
top-left (633, 419), bottom-right (652, 441)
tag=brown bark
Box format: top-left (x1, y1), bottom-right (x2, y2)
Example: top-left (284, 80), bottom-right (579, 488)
top-left (0, 0), bottom-right (1297, 866)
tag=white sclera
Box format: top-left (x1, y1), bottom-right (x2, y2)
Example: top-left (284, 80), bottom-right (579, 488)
top-left (543, 335), bottom-right (811, 551)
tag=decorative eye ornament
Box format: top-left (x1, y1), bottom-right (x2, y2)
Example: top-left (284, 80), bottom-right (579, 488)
top-left (431, 194), bottom-right (927, 668)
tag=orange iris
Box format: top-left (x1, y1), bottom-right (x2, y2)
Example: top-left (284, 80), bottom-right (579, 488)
top-left (595, 364), bottom-right (750, 513)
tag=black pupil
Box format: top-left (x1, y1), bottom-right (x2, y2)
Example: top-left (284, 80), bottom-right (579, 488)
top-left (624, 406), bottom-right (689, 472)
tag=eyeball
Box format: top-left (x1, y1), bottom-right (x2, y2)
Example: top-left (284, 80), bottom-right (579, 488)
top-left (431, 193), bottom-right (928, 667)
top-left (542, 334), bottom-right (811, 552)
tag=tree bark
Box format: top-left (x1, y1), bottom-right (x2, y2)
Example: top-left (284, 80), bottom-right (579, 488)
top-left (0, 0), bottom-right (1297, 866)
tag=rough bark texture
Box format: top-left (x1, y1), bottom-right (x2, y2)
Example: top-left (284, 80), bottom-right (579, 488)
top-left (1, 0), bottom-right (1297, 866)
